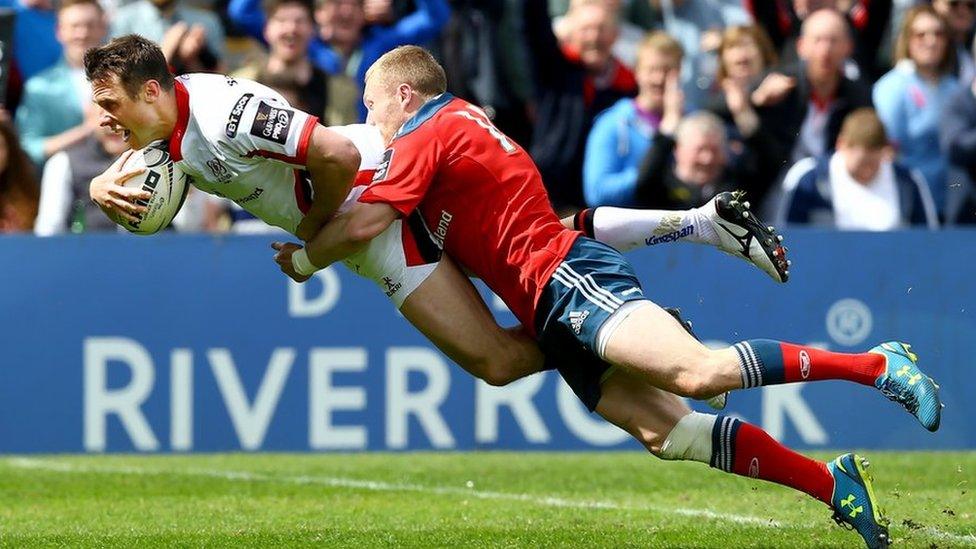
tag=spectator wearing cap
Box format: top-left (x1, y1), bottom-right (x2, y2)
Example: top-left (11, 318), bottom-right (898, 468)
top-left (780, 108), bottom-right (938, 230)
top-left (523, 0), bottom-right (636, 211)
top-left (582, 32), bottom-right (682, 207)
top-left (15, 0), bottom-right (105, 166)
top-left (873, 5), bottom-right (960, 217)
top-left (228, 0), bottom-right (451, 122)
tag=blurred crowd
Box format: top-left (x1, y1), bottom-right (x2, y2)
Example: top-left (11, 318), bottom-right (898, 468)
top-left (1, 0), bottom-right (976, 235)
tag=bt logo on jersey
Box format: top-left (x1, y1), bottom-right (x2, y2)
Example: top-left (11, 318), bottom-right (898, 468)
top-left (225, 93), bottom-right (253, 138)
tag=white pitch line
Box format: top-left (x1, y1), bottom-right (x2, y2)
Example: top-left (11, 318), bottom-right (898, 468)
top-left (920, 527), bottom-right (976, 546)
top-left (7, 457), bottom-right (976, 546)
top-left (6, 457), bottom-right (777, 527)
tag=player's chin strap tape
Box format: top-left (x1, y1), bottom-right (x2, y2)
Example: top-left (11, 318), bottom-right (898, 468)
top-left (292, 248), bottom-right (320, 276)
top-left (659, 412), bottom-right (716, 464)
top-left (573, 208), bottom-right (595, 238)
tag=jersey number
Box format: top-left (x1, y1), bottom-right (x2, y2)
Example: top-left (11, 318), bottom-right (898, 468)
top-left (455, 106), bottom-right (517, 154)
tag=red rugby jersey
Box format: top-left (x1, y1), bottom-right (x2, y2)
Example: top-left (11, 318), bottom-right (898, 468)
top-left (358, 95), bottom-right (579, 334)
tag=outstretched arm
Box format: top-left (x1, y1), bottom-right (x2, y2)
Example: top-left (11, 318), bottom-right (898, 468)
top-left (273, 201), bottom-right (398, 281)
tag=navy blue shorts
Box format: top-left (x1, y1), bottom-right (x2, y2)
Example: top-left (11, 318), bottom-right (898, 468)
top-left (534, 237), bottom-right (649, 410)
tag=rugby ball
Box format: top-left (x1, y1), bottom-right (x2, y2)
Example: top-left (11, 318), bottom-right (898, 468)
top-left (118, 140), bottom-right (190, 235)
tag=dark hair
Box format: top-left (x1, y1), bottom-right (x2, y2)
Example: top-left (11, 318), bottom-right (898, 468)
top-left (84, 34), bottom-right (174, 98)
top-left (0, 120), bottom-right (39, 232)
top-left (263, 0), bottom-right (313, 19)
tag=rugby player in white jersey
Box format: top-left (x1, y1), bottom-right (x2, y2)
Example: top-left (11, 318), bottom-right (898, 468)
top-left (85, 34), bottom-right (789, 392)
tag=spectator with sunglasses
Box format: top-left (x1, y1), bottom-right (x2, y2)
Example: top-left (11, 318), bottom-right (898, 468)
top-left (873, 5), bottom-right (960, 217)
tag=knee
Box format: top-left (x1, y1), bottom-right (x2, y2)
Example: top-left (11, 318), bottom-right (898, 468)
top-left (473, 356), bottom-right (523, 387)
top-left (671, 353), bottom-right (725, 400)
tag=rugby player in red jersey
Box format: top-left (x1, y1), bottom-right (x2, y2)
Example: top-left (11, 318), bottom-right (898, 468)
top-left (278, 46), bottom-right (947, 548)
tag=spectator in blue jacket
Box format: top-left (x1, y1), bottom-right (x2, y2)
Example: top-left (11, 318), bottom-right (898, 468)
top-left (781, 108), bottom-right (938, 230)
top-left (0, 0), bottom-right (59, 81)
top-left (873, 5), bottom-right (960, 217)
top-left (15, 0), bottom-right (106, 166)
top-left (228, 0), bottom-right (450, 121)
top-left (582, 32), bottom-right (683, 207)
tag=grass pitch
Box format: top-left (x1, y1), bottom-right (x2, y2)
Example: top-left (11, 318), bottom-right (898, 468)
top-left (1, 452), bottom-right (973, 548)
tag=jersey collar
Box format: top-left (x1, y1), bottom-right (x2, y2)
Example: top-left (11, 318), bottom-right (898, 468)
top-left (394, 93), bottom-right (455, 139)
top-left (169, 79), bottom-right (190, 162)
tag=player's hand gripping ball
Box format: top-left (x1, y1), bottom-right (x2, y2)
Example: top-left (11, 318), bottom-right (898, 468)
top-left (117, 140), bottom-right (190, 234)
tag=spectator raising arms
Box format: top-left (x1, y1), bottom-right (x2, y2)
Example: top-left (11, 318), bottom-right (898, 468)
top-left (781, 108), bottom-right (938, 230)
top-left (228, 0), bottom-right (450, 122)
top-left (523, 0), bottom-right (636, 212)
top-left (583, 32), bottom-right (683, 207)
top-left (0, 120), bottom-right (39, 233)
top-left (111, 0), bottom-right (226, 72)
top-left (873, 5), bottom-right (960, 218)
top-left (233, 0), bottom-right (358, 125)
top-left (15, 0), bottom-right (106, 166)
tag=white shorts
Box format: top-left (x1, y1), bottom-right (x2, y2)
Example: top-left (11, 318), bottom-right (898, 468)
top-left (340, 211), bottom-right (441, 308)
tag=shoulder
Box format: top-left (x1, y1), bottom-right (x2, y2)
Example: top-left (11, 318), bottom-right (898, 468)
top-left (24, 62), bottom-right (69, 93)
top-left (178, 6), bottom-right (222, 26)
top-left (782, 157), bottom-right (819, 193)
top-left (394, 94), bottom-right (458, 139)
top-left (594, 99), bottom-right (634, 124)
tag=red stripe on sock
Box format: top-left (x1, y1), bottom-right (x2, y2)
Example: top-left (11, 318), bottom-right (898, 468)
top-left (732, 422), bottom-right (833, 504)
top-left (780, 343), bottom-right (884, 386)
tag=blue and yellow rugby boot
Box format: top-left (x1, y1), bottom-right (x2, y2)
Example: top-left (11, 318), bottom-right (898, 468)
top-left (870, 342), bottom-right (942, 432)
top-left (828, 453), bottom-right (890, 548)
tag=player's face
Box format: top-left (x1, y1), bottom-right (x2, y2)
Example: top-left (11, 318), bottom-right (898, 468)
top-left (92, 76), bottom-right (158, 150)
top-left (363, 75), bottom-right (412, 144)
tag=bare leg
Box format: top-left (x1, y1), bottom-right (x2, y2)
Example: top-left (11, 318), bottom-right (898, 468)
top-left (596, 371), bottom-right (834, 505)
top-left (399, 256), bottom-right (545, 385)
top-left (601, 301), bottom-right (742, 400)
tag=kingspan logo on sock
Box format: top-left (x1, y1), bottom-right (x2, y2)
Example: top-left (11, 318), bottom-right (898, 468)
top-left (645, 225), bottom-right (694, 246)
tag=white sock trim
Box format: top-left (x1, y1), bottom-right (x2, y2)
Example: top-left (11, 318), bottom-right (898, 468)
top-left (660, 412), bottom-right (716, 464)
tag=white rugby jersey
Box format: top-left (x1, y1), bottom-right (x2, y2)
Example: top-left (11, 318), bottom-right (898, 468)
top-left (168, 74), bottom-right (438, 307)
top-left (169, 73), bottom-right (385, 234)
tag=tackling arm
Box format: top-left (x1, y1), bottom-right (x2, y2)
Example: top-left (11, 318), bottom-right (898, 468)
top-left (297, 125), bottom-right (363, 241)
top-left (304, 201), bottom-right (400, 269)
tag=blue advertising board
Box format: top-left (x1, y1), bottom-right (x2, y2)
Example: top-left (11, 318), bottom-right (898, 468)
top-left (1, 230), bottom-right (973, 453)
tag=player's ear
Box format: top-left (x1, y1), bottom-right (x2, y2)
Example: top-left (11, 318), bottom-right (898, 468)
top-left (396, 83), bottom-right (411, 104)
top-left (143, 80), bottom-right (162, 103)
